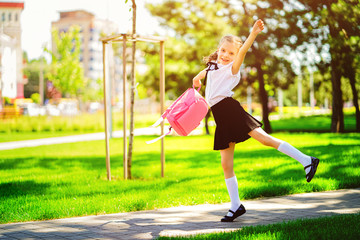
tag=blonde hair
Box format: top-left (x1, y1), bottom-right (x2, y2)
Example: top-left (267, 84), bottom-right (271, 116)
top-left (203, 35), bottom-right (243, 64)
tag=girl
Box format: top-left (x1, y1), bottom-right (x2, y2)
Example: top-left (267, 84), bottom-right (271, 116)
top-left (193, 19), bottom-right (319, 222)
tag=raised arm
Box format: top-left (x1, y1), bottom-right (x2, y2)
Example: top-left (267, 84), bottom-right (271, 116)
top-left (232, 19), bottom-right (264, 75)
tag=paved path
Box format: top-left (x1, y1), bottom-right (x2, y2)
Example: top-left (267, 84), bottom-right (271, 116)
top-left (0, 188), bottom-right (359, 240)
top-left (0, 127), bottom-right (205, 151)
top-left (0, 128), bottom-right (162, 151)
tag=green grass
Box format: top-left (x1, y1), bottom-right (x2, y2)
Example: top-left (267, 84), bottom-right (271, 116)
top-left (271, 113), bottom-right (356, 133)
top-left (0, 112), bottom-right (159, 136)
top-left (0, 132), bottom-right (359, 223)
top-left (0, 112), bottom-right (357, 142)
top-left (157, 213), bottom-right (360, 240)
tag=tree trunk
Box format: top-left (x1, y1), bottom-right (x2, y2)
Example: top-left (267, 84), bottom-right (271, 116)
top-left (342, 47), bottom-right (360, 133)
top-left (348, 67), bottom-right (360, 132)
top-left (330, 63), bottom-right (344, 133)
top-left (127, 0), bottom-right (137, 179)
top-left (327, 2), bottom-right (344, 133)
top-left (256, 63), bottom-right (272, 133)
top-left (204, 110), bottom-right (211, 135)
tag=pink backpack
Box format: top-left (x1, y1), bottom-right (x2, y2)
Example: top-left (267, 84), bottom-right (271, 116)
top-left (146, 86), bottom-right (209, 144)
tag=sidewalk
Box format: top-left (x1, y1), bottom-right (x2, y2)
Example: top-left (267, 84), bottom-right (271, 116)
top-left (1, 188), bottom-right (359, 240)
top-left (0, 128), bottom-right (161, 151)
top-left (0, 127), bottom-right (205, 151)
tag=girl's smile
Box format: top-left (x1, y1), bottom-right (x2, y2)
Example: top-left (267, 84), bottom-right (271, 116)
top-left (217, 41), bottom-right (239, 65)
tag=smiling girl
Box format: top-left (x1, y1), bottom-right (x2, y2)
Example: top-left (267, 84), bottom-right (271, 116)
top-left (193, 19), bottom-right (319, 222)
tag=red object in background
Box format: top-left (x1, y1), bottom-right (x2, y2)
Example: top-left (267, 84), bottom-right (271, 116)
top-left (0, 2), bottom-right (24, 9)
top-left (16, 83), bottom-right (24, 99)
top-left (46, 81), bottom-right (62, 99)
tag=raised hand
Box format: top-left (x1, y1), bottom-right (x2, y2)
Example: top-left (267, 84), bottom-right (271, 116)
top-left (252, 19), bottom-right (264, 35)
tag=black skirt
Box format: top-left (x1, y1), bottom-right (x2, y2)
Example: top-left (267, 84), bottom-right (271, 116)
top-left (211, 97), bottom-right (263, 150)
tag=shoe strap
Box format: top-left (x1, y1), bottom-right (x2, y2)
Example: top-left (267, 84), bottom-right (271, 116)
top-left (304, 163), bottom-right (312, 170)
top-left (228, 209), bottom-right (235, 214)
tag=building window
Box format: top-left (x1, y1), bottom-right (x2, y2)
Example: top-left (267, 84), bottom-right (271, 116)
top-left (8, 12), bottom-right (11, 21)
top-left (15, 13), bottom-right (18, 22)
top-left (2, 12), bottom-right (5, 22)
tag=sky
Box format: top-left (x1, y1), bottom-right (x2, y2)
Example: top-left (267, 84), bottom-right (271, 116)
top-left (21, 0), bottom-right (162, 60)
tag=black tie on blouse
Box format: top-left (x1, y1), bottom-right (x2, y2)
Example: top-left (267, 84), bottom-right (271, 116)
top-left (204, 62), bottom-right (218, 86)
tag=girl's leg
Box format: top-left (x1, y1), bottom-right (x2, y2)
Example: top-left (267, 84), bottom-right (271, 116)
top-left (248, 127), bottom-right (312, 175)
top-left (248, 127), bottom-right (282, 149)
top-left (220, 142), bottom-right (241, 217)
top-left (220, 142), bottom-right (236, 179)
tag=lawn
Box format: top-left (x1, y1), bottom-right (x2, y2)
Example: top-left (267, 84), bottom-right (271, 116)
top-left (157, 213), bottom-right (360, 240)
top-left (0, 132), bottom-right (359, 223)
top-left (271, 113), bottom-right (357, 132)
top-left (0, 112), bottom-right (356, 142)
top-left (0, 112), bottom-right (159, 139)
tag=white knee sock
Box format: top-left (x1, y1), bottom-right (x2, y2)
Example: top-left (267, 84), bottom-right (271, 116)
top-left (225, 176), bottom-right (241, 217)
top-left (277, 142), bottom-right (311, 174)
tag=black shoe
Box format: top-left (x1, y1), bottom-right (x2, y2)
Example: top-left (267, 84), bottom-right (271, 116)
top-left (221, 204), bottom-right (246, 222)
top-left (304, 157), bottom-right (320, 183)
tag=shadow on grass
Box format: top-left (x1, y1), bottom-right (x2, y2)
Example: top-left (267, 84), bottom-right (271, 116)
top-left (0, 180), bottom-right (51, 197)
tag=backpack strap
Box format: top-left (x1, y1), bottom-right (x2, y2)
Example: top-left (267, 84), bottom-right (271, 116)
top-left (146, 127), bottom-right (172, 144)
top-left (150, 117), bottom-right (164, 128)
top-left (204, 62), bottom-right (218, 86)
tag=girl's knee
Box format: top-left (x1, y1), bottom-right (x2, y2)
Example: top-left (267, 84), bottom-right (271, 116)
top-left (221, 161), bottom-right (234, 178)
top-left (221, 160), bottom-right (233, 172)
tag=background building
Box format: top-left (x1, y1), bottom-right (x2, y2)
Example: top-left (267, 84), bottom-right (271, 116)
top-left (0, 33), bottom-right (16, 99)
top-left (0, 0), bottom-right (24, 100)
top-left (51, 10), bottom-right (119, 82)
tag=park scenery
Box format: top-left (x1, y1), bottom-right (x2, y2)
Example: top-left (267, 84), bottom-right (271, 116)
top-left (1, 0), bottom-right (360, 239)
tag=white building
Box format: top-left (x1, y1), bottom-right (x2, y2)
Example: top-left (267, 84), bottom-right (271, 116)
top-left (0, 0), bottom-right (24, 99)
top-left (0, 32), bottom-right (16, 99)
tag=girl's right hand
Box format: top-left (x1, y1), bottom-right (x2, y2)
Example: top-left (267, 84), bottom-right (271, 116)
top-left (193, 79), bottom-right (201, 88)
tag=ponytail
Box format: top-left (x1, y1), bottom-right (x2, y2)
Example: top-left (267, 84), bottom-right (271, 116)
top-left (203, 35), bottom-right (243, 65)
top-left (203, 51), bottom-right (218, 65)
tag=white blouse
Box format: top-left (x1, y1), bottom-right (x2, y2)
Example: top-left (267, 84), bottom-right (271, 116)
top-left (205, 62), bottom-right (241, 107)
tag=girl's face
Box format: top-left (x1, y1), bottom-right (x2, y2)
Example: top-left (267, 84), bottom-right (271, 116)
top-left (217, 41), bottom-right (239, 65)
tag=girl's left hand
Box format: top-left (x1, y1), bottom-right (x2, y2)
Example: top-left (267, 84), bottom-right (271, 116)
top-left (252, 19), bottom-right (264, 35)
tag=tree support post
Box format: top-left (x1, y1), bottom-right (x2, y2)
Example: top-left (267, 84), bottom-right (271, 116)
top-left (123, 35), bottom-right (128, 179)
top-left (102, 41), bottom-right (111, 181)
top-left (160, 40), bottom-right (165, 178)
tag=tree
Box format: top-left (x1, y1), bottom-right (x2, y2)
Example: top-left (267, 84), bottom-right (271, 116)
top-left (297, 0), bottom-right (360, 132)
top-left (334, 0), bottom-right (360, 132)
top-left (45, 26), bottom-right (86, 100)
top-left (127, 0), bottom-right (137, 179)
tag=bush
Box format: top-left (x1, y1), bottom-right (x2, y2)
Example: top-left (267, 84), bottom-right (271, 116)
top-left (30, 93), bottom-right (41, 104)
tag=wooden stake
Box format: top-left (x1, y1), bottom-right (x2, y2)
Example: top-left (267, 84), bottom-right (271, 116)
top-left (123, 35), bottom-right (128, 180)
top-left (103, 41), bottom-right (111, 181)
top-left (160, 41), bottom-right (165, 177)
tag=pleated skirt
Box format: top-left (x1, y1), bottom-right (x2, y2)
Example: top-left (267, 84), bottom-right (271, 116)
top-left (211, 97), bottom-right (263, 150)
